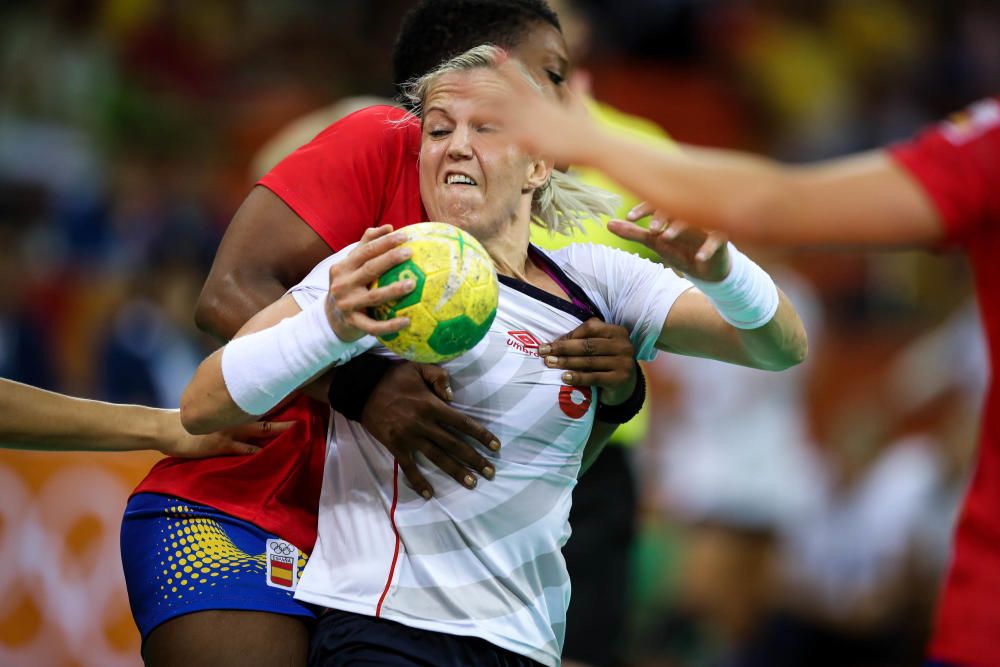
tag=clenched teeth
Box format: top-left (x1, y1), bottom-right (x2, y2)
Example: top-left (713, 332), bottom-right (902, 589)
top-left (446, 174), bottom-right (477, 186)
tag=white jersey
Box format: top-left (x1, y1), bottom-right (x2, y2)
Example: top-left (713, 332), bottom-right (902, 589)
top-left (291, 243), bottom-right (691, 666)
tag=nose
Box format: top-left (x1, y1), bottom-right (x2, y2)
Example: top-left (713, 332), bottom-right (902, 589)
top-left (446, 125), bottom-right (473, 160)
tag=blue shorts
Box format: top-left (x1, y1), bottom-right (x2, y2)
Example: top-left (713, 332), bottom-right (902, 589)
top-left (121, 492), bottom-right (317, 640)
top-left (309, 609), bottom-right (542, 667)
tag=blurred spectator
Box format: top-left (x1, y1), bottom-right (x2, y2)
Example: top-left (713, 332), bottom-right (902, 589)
top-left (642, 269), bottom-right (824, 663)
top-left (97, 259), bottom-right (210, 408)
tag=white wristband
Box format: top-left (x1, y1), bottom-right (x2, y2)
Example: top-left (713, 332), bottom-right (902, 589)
top-left (221, 297), bottom-right (372, 416)
top-left (687, 244), bottom-right (779, 330)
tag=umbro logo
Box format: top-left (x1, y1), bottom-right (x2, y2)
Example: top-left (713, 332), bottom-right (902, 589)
top-left (507, 330), bottom-right (540, 356)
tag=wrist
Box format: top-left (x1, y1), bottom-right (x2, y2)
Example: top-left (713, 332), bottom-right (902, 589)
top-left (579, 126), bottom-right (616, 169)
top-left (599, 368), bottom-right (637, 407)
top-left (143, 407), bottom-right (177, 454)
top-left (325, 300), bottom-right (364, 343)
top-left (328, 354), bottom-right (400, 422)
top-left (223, 298), bottom-right (372, 416)
top-left (595, 363), bottom-right (646, 424)
top-left (686, 243), bottom-right (779, 330)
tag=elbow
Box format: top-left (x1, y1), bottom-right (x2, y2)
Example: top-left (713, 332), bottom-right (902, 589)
top-left (782, 336), bottom-right (809, 370)
top-left (194, 288), bottom-right (226, 339)
top-left (763, 332), bottom-right (809, 372)
top-left (179, 391), bottom-right (214, 435)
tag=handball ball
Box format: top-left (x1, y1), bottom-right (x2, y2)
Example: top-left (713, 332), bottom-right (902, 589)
top-left (369, 222), bottom-right (499, 363)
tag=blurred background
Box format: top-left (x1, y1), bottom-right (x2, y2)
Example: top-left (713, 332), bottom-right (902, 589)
top-left (0, 0), bottom-right (996, 665)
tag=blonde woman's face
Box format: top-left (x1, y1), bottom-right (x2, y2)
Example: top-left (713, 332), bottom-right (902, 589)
top-left (419, 69), bottom-right (545, 240)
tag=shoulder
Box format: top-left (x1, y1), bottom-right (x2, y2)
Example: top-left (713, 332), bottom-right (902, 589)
top-left (548, 242), bottom-right (659, 272)
top-left (313, 105), bottom-right (419, 149)
top-left (291, 243), bottom-right (360, 294)
top-left (888, 96), bottom-right (1000, 238)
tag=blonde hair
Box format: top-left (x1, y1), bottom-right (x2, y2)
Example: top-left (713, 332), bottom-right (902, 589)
top-left (399, 44), bottom-right (620, 236)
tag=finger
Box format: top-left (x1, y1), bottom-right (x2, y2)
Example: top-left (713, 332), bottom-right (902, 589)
top-left (343, 230), bottom-right (410, 271)
top-left (416, 441), bottom-right (480, 489)
top-left (351, 245), bottom-right (414, 285)
top-left (558, 370), bottom-right (623, 387)
top-left (359, 224), bottom-right (395, 244)
top-left (560, 318), bottom-right (616, 341)
top-left (435, 407), bottom-right (501, 452)
top-left (395, 451), bottom-right (434, 499)
top-left (696, 231), bottom-right (728, 263)
top-left (417, 363), bottom-right (454, 402)
top-left (346, 312), bottom-right (411, 336)
top-left (607, 219), bottom-right (651, 243)
top-left (542, 337), bottom-right (631, 359)
top-left (418, 424), bottom-right (494, 479)
top-left (224, 440), bottom-right (263, 456)
top-left (661, 219), bottom-right (690, 241)
top-left (227, 420), bottom-right (296, 440)
top-left (627, 201), bottom-right (655, 221)
top-left (544, 355), bottom-right (624, 372)
top-left (357, 280), bottom-right (416, 307)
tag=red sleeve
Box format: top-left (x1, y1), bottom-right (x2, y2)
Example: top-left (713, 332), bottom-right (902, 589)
top-left (889, 96), bottom-right (1000, 243)
top-left (258, 105), bottom-right (420, 251)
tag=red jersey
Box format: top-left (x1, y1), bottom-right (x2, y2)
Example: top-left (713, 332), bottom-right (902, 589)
top-left (134, 106), bottom-right (425, 552)
top-left (891, 96), bottom-right (1000, 667)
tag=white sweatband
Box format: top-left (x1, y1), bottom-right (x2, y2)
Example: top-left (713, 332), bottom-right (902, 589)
top-left (687, 243), bottom-right (779, 330)
top-left (221, 298), bottom-right (373, 415)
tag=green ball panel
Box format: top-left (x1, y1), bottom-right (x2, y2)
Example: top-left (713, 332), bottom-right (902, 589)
top-left (375, 259), bottom-right (426, 314)
top-left (378, 303), bottom-right (444, 363)
top-left (466, 281), bottom-right (500, 325)
top-left (427, 309), bottom-right (497, 357)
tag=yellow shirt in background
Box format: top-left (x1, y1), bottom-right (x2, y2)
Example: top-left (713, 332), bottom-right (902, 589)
top-left (531, 99), bottom-right (677, 446)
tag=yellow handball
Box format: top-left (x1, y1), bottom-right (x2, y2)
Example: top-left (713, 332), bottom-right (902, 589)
top-left (369, 222), bottom-right (499, 363)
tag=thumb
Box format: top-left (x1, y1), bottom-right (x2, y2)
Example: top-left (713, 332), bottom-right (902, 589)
top-left (417, 363), bottom-right (454, 402)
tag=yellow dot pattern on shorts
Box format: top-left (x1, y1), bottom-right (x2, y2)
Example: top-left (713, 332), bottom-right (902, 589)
top-left (155, 501), bottom-right (308, 607)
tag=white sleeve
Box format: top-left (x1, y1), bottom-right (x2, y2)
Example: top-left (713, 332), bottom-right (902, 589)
top-left (286, 242), bottom-right (359, 310)
top-left (550, 244), bottom-right (693, 361)
top-left (286, 242), bottom-right (378, 353)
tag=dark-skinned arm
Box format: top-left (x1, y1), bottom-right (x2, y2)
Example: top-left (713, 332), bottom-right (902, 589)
top-left (195, 187), bottom-right (333, 340)
top-left (194, 186), bottom-right (500, 494)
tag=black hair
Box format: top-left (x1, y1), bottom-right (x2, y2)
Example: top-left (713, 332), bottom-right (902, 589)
top-left (391, 0), bottom-right (561, 98)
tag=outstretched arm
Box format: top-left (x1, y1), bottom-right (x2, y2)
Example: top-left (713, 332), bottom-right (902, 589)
top-left (497, 62), bottom-right (943, 249)
top-left (0, 379), bottom-right (286, 457)
top-left (607, 219), bottom-right (807, 371)
top-left (196, 187), bottom-right (335, 340)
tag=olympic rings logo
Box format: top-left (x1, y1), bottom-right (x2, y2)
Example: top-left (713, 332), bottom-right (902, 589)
top-left (269, 542), bottom-right (294, 556)
top-left (0, 462), bottom-right (141, 667)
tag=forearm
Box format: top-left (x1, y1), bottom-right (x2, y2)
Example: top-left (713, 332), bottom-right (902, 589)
top-left (585, 133), bottom-right (941, 247)
top-left (0, 380), bottom-right (172, 452)
top-left (728, 292), bottom-right (808, 371)
top-left (182, 297), bottom-right (374, 434)
top-left (195, 186), bottom-right (335, 340)
top-left (181, 351), bottom-right (260, 434)
top-left (583, 131), bottom-right (790, 237)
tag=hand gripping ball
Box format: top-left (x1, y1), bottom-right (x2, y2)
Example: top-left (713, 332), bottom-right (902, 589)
top-left (369, 222), bottom-right (499, 363)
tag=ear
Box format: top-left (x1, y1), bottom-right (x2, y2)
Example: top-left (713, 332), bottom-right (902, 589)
top-left (523, 157), bottom-right (553, 193)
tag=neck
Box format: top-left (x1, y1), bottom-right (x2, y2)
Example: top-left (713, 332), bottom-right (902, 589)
top-left (480, 197), bottom-right (534, 280)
